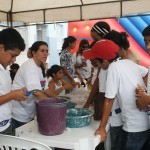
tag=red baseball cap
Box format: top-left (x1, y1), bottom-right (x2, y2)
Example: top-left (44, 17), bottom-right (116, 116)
top-left (83, 39), bottom-right (119, 60)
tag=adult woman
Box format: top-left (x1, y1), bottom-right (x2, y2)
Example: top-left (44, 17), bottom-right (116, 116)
top-left (90, 21), bottom-right (110, 41)
top-left (60, 36), bottom-right (82, 88)
top-left (74, 39), bottom-right (92, 82)
top-left (12, 41), bottom-right (49, 128)
top-left (84, 21), bottom-right (111, 121)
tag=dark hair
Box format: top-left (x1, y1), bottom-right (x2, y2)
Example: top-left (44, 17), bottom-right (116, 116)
top-left (76, 39), bottom-right (89, 56)
top-left (105, 30), bottom-right (130, 50)
top-left (30, 41), bottom-right (48, 53)
top-left (62, 36), bottom-right (76, 50)
top-left (95, 53), bottom-right (120, 63)
top-left (89, 41), bottom-right (97, 48)
top-left (91, 21), bottom-right (110, 37)
top-left (142, 25), bottom-right (150, 36)
top-left (30, 41), bottom-right (48, 77)
top-left (28, 47), bottom-right (31, 52)
top-left (10, 63), bottom-right (20, 70)
top-left (47, 65), bottom-right (63, 78)
top-left (0, 28), bottom-right (25, 51)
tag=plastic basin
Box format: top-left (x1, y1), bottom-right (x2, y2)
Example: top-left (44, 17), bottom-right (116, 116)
top-left (66, 101), bottom-right (77, 109)
top-left (66, 108), bottom-right (93, 128)
top-left (59, 96), bottom-right (77, 109)
top-left (35, 98), bottom-right (68, 136)
top-left (59, 96), bottom-right (71, 101)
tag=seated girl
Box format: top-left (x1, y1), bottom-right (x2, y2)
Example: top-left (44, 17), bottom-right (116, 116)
top-left (47, 65), bottom-right (73, 97)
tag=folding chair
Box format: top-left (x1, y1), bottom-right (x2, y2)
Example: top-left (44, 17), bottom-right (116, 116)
top-left (0, 134), bottom-right (52, 150)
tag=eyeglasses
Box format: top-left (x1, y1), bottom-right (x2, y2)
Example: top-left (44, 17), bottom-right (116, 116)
top-left (82, 46), bottom-right (89, 49)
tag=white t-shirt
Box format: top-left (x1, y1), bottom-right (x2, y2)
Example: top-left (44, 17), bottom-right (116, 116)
top-left (105, 59), bottom-right (149, 132)
top-left (91, 67), bottom-right (99, 85)
top-left (146, 66), bottom-right (150, 121)
top-left (99, 69), bottom-right (107, 93)
top-left (44, 77), bottom-right (52, 89)
top-left (12, 59), bottom-right (46, 122)
top-left (0, 64), bottom-right (12, 132)
top-left (99, 69), bottom-right (123, 126)
top-left (75, 55), bottom-right (92, 79)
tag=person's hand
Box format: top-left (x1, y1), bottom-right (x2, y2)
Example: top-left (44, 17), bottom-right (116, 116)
top-left (135, 84), bottom-right (146, 95)
top-left (11, 88), bottom-right (27, 101)
top-left (80, 62), bottom-right (87, 67)
top-left (75, 82), bottom-right (81, 88)
top-left (86, 77), bottom-right (92, 85)
top-left (95, 128), bottom-right (107, 143)
top-left (71, 81), bottom-right (81, 88)
top-left (135, 84), bottom-right (148, 111)
top-left (63, 84), bottom-right (73, 90)
top-left (78, 76), bottom-right (84, 83)
top-left (136, 93), bottom-right (149, 111)
top-left (83, 102), bottom-right (91, 108)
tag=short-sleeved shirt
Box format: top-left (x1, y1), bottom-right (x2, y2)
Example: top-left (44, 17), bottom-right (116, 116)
top-left (75, 55), bottom-right (92, 79)
top-left (99, 69), bottom-right (123, 126)
top-left (60, 49), bottom-right (75, 78)
top-left (105, 59), bottom-right (149, 132)
top-left (146, 66), bottom-right (150, 122)
top-left (12, 59), bottom-right (46, 122)
top-left (0, 64), bottom-right (12, 132)
top-left (91, 67), bottom-right (99, 85)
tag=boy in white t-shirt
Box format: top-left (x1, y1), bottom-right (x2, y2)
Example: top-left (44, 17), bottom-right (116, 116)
top-left (0, 28), bottom-right (27, 135)
top-left (136, 25), bottom-right (150, 108)
top-left (104, 30), bottom-right (143, 150)
top-left (99, 68), bottom-right (123, 150)
top-left (83, 40), bottom-right (150, 150)
top-left (136, 25), bottom-right (150, 149)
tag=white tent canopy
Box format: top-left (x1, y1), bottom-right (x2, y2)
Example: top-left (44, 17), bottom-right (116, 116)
top-left (0, 0), bottom-right (150, 27)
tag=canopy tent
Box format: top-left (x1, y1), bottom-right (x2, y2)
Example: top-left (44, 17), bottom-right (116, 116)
top-left (0, 0), bottom-right (150, 27)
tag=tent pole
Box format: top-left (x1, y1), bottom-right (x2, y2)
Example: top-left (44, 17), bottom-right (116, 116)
top-left (120, 1), bottom-right (123, 18)
top-left (9, 0), bottom-right (13, 27)
top-left (8, 11), bottom-right (13, 27)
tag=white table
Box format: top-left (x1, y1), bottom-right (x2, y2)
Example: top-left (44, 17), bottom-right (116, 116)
top-left (16, 120), bottom-right (110, 150)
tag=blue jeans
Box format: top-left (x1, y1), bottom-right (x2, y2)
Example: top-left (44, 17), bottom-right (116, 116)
top-left (110, 126), bottom-right (122, 150)
top-left (142, 134), bottom-right (150, 150)
top-left (116, 129), bottom-right (150, 150)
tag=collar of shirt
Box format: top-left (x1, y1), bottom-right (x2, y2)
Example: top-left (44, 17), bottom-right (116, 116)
top-left (0, 64), bottom-right (5, 71)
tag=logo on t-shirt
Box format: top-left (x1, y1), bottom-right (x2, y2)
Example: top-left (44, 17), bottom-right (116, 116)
top-left (0, 119), bottom-right (9, 127)
top-left (40, 80), bottom-right (46, 90)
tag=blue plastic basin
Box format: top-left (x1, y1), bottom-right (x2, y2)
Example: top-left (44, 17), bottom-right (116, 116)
top-left (66, 108), bottom-right (93, 128)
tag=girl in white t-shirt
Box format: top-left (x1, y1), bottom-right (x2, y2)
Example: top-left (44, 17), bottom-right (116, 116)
top-left (46, 65), bottom-right (73, 97)
top-left (12, 41), bottom-right (49, 129)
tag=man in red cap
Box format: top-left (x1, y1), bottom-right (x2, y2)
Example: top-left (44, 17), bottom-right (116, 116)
top-left (83, 39), bottom-right (150, 150)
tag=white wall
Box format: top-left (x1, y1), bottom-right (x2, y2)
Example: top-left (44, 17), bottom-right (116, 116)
top-left (0, 23), bottom-right (68, 67)
top-left (15, 26), bottom-right (37, 66)
top-left (46, 23), bottom-right (68, 68)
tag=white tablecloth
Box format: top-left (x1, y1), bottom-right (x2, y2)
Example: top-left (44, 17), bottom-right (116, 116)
top-left (16, 120), bottom-right (110, 150)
